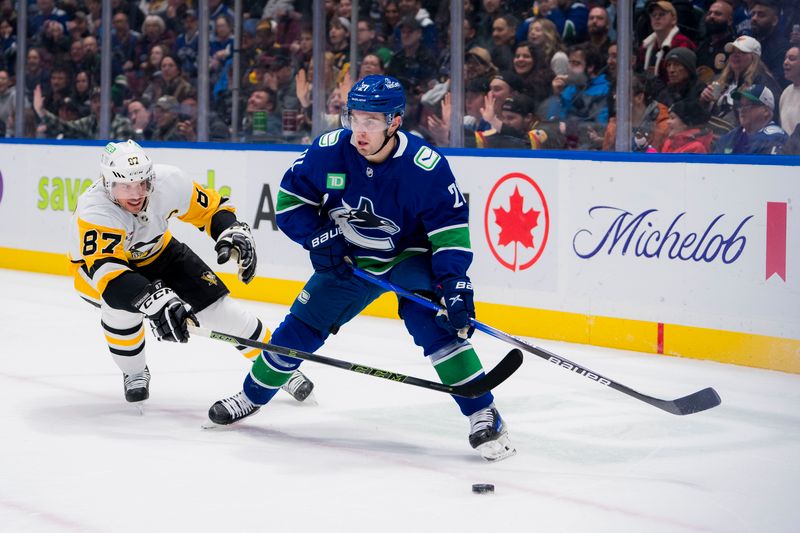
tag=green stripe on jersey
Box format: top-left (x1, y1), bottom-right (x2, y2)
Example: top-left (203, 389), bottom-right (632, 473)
top-left (355, 248), bottom-right (427, 274)
top-left (276, 190), bottom-right (312, 214)
top-left (432, 346), bottom-right (484, 385)
top-left (250, 353), bottom-right (294, 388)
top-left (429, 226), bottom-right (471, 253)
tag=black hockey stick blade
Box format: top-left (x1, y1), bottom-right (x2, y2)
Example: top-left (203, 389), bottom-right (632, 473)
top-left (187, 325), bottom-right (522, 398)
top-left (451, 348), bottom-right (523, 398)
top-left (647, 387), bottom-right (722, 416)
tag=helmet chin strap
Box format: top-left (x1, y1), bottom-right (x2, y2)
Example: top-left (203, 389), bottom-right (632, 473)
top-left (369, 128), bottom-right (396, 156)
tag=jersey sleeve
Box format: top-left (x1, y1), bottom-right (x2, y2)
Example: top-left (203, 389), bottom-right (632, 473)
top-left (275, 146), bottom-right (328, 245)
top-left (175, 174), bottom-right (236, 236)
top-left (418, 158), bottom-right (473, 285)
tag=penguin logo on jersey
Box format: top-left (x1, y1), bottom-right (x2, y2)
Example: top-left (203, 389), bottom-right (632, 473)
top-left (329, 197), bottom-right (400, 251)
top-left (201, 271), bottom-right (219, 286)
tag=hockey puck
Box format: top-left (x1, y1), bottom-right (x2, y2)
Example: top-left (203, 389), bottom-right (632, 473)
top-left (472, 483), bottom-right (495, 494)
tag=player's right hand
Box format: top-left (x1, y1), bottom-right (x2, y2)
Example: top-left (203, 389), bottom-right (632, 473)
top-left (133, 280), bottom-right (196, 343)
top-left (304, 222), bottom-right (353, 279)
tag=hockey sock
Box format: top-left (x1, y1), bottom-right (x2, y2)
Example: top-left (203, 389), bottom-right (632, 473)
top-left (430, 340), bottom-right (494, 416)
top-left (244, 314), bottom-right (325, 405)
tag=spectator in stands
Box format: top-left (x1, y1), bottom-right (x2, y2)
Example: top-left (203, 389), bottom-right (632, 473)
top-left (477, 0), bottom-right (506, 45)
top-left (38, 19), bottom-right (71, 61)
top-left (387, 17), bottom-right (437, 100)
top-left (481, 71), bottom-right (524, 131)
top-left (358, 53), bottom-right (385, 78)
top-left (241, 88), bottom-right (281, 141)
top-left (477, 94), bottom-right (563, 149)
top-left (0, 69), bottom-right (15, 132)
top-left (586, 6), bottom-right (613, 59)
top-left (395, 0), bottom-right (437, 54)
top-left (33, 85), bottom-right (133, 140)
top-left (127, 98), bottom-right (155, 141)
top-left (0, 18), bottom-right (15, 74)
top-left (24, 48), bottom-right (48, 100)
top-left (700, 35), bottom-right (782, 134)
top-left (489, 14), bottom-right (519, 72)
top-left (174, 9), bottom-right (199, 79)
top-left (144, 54), bottom-right (194, 105)
top-left (71, 70), bottom-right (93, 116)
top-left (464, 14), bottom-right (486, 52)
top-left (749, 0), bottom-right (790, 87)
top-left (548, 43), bottom-right (610, 127)
top-left (779, 46), bottom-right (800, 136)
top-left (289, 25), bottom-right (313, 73)
top-left (465, 46), bottom-right (498, 84)
top-left (511, 42), bottom-right (554, 108)
top-left (601, 75), bottom-right (670, 152)
top-left (254, 19), bottom-right (280, 59)
top-left (328, 17), bottom-right (351, 79)
top-left (381, 0), bottom-right (402, 48)
top-left (527, 17), bottom-right (568, 76)
top-left (696, 1), bottom-right (736, 81)
top-left (639, 1), bottom-right (696, 84)
top-left (656, 47), bottom-right (707, 107)
top-left (68, 37), bottom-right (99, 81)
top-left (262, 51), bottom-right (299, 111)
top-left (661, 99), bottom-right (714, 153)
top-left (547, 0), bottom-right (589, 45)
top-left (139, 14), bottom-right (175, 67)
top-left (43, 66), bottom-right (71, 115)
top-left (111, 12), bottom-right (141, 77)
top-left (714, 84), bottom-right (787, 153)
top-left (357, 18), bottom-right (392, 69)
top-left (28, 0), bottom-right (68, 39)
top-left (209, 15), bottom-right (234, 75)
top-left (151, 94), bottom-right (187, 141)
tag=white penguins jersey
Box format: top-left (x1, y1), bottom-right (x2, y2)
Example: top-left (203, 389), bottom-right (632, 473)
top-left (69, 163), bottom-right (234, 304)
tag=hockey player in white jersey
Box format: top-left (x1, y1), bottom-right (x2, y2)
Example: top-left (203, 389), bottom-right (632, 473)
top-left (69, 140), bottom-right (313, 405)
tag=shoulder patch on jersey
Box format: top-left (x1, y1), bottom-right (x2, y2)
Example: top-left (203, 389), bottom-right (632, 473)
top-left (318, 129), bottom-right (343, 147)
top-left (762, 125), bottom-right (784, 135)
top-left (413, 146), bottom-right (441, 171)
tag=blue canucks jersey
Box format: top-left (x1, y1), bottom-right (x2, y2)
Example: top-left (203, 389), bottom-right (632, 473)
top-left (276, 129), bottom-right (472, 284)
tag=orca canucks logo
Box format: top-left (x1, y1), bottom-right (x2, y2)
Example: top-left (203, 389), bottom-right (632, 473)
top-left (329, 197), bottom-right (400, 251)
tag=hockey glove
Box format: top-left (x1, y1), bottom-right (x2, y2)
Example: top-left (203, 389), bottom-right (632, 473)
top-left (304, 222), bottom-right (353, 279)
top-left (133, 280), bottom-right (197, 343)
top-left (435, 278), bottom-right (476, 339)
top-left (215, 221), bottom-right (257, 284)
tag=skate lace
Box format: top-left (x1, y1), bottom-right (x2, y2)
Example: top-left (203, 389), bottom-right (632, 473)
top-left (468, 407), bottom-right (497, 434)
top-left (124, 367), bottom-right (150, 390)
top-left (220, 392), bottom-right (256, 418)
top-left (282, 372), bottom-right (307, 395)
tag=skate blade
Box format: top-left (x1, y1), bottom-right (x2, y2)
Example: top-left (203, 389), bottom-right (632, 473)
top-left (201, 420), bottom-right (228, 430)
top-left (477, 434), bottom-right (517, 462)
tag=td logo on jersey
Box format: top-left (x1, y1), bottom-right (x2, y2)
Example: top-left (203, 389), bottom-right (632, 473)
top-left (484, 172), bottom-right (550, 272)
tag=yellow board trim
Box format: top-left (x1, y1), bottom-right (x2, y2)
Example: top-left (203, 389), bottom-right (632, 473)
top-left (2, 247), bottom-right (798, 374)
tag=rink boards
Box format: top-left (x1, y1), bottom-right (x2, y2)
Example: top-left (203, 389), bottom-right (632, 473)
top-left (0, 139), bottom-right (797, 373)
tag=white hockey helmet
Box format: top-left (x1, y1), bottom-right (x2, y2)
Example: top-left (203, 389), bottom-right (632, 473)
top-left (100, 140), bottom-right (155, 201)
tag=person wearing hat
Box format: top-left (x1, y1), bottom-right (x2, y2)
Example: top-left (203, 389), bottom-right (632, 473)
top-left (699, 35), bottom-right (782, 135)
top-left (465, 46), bottom-right (498, 83)
top-left (713, 84), bottom-right (788, 154)
top-left (661, 98), bottom-right (714, 153)
top-left (32, 83), bottom-right (134, 140)
top-left (151, 94), bottom-right (187, 141)
top-left (639, 0), bottom-right (697, 84)
top-left (477, 94), bottom-right (563, 150)
top-left (656, 47), bottom-right (707, 106)
top-left (548, 42), bottom-right (610, 127)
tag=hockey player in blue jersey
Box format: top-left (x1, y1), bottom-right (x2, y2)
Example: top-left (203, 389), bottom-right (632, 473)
top-left (208, 75), bottom-right (515, 461)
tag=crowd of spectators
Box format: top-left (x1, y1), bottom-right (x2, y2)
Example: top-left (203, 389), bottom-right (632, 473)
top-left (1, 0), bottom-right (799, 154)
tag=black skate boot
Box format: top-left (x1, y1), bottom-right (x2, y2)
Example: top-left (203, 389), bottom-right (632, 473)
top-left (208, 391), bottom-right (260, 425)
top-left (123, 366), bottom-right (150, 402)
top-left (280, 370), bottom-right (315, 402)
top-left (468, 404), bottom-right (516, 462)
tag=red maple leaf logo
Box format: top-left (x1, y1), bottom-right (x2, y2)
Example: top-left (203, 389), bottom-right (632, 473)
top-left (493, 186), bottom-right (540, 251)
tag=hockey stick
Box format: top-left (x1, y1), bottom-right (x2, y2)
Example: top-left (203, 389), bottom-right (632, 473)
top-left (187, 324), bottom-right (522, 399)
top-left (350, 266), bottom-right (721, 416)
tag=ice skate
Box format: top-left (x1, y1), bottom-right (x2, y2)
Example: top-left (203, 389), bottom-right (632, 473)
top-left (123, 366), bottom-right (150, 403)
top-left (207, 391), bottom-right (260, 426)
top-left (468, 404), bottom-right (516, 462)
top-left (281, 370), bottom-right (315, 402)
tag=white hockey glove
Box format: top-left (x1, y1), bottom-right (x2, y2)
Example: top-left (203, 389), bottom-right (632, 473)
top-left (215, 221), bottom-right (257, 284)
top-left (133, 281), bottom-right (197, 343)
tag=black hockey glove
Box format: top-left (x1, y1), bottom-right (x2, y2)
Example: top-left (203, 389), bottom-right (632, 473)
top-left (304, 222), bottom-right (353, 279)
top-left (435, 278), bottom-right (476, 339)
top-left (133, 280), bottom-right (197, 343)
top-left (215, 221), bottom-right (257, 284)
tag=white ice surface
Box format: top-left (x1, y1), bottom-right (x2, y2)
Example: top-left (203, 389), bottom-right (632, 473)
top-left (1, 269), bottom-right (798, 533)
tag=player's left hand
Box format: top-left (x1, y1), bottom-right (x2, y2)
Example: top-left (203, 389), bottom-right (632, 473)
top-left (304, 222), bottom-right (353, 279)
top-left (435, 278), bottom-right (476, 339)
top-left (215, 222), bottom-right (257, 284)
